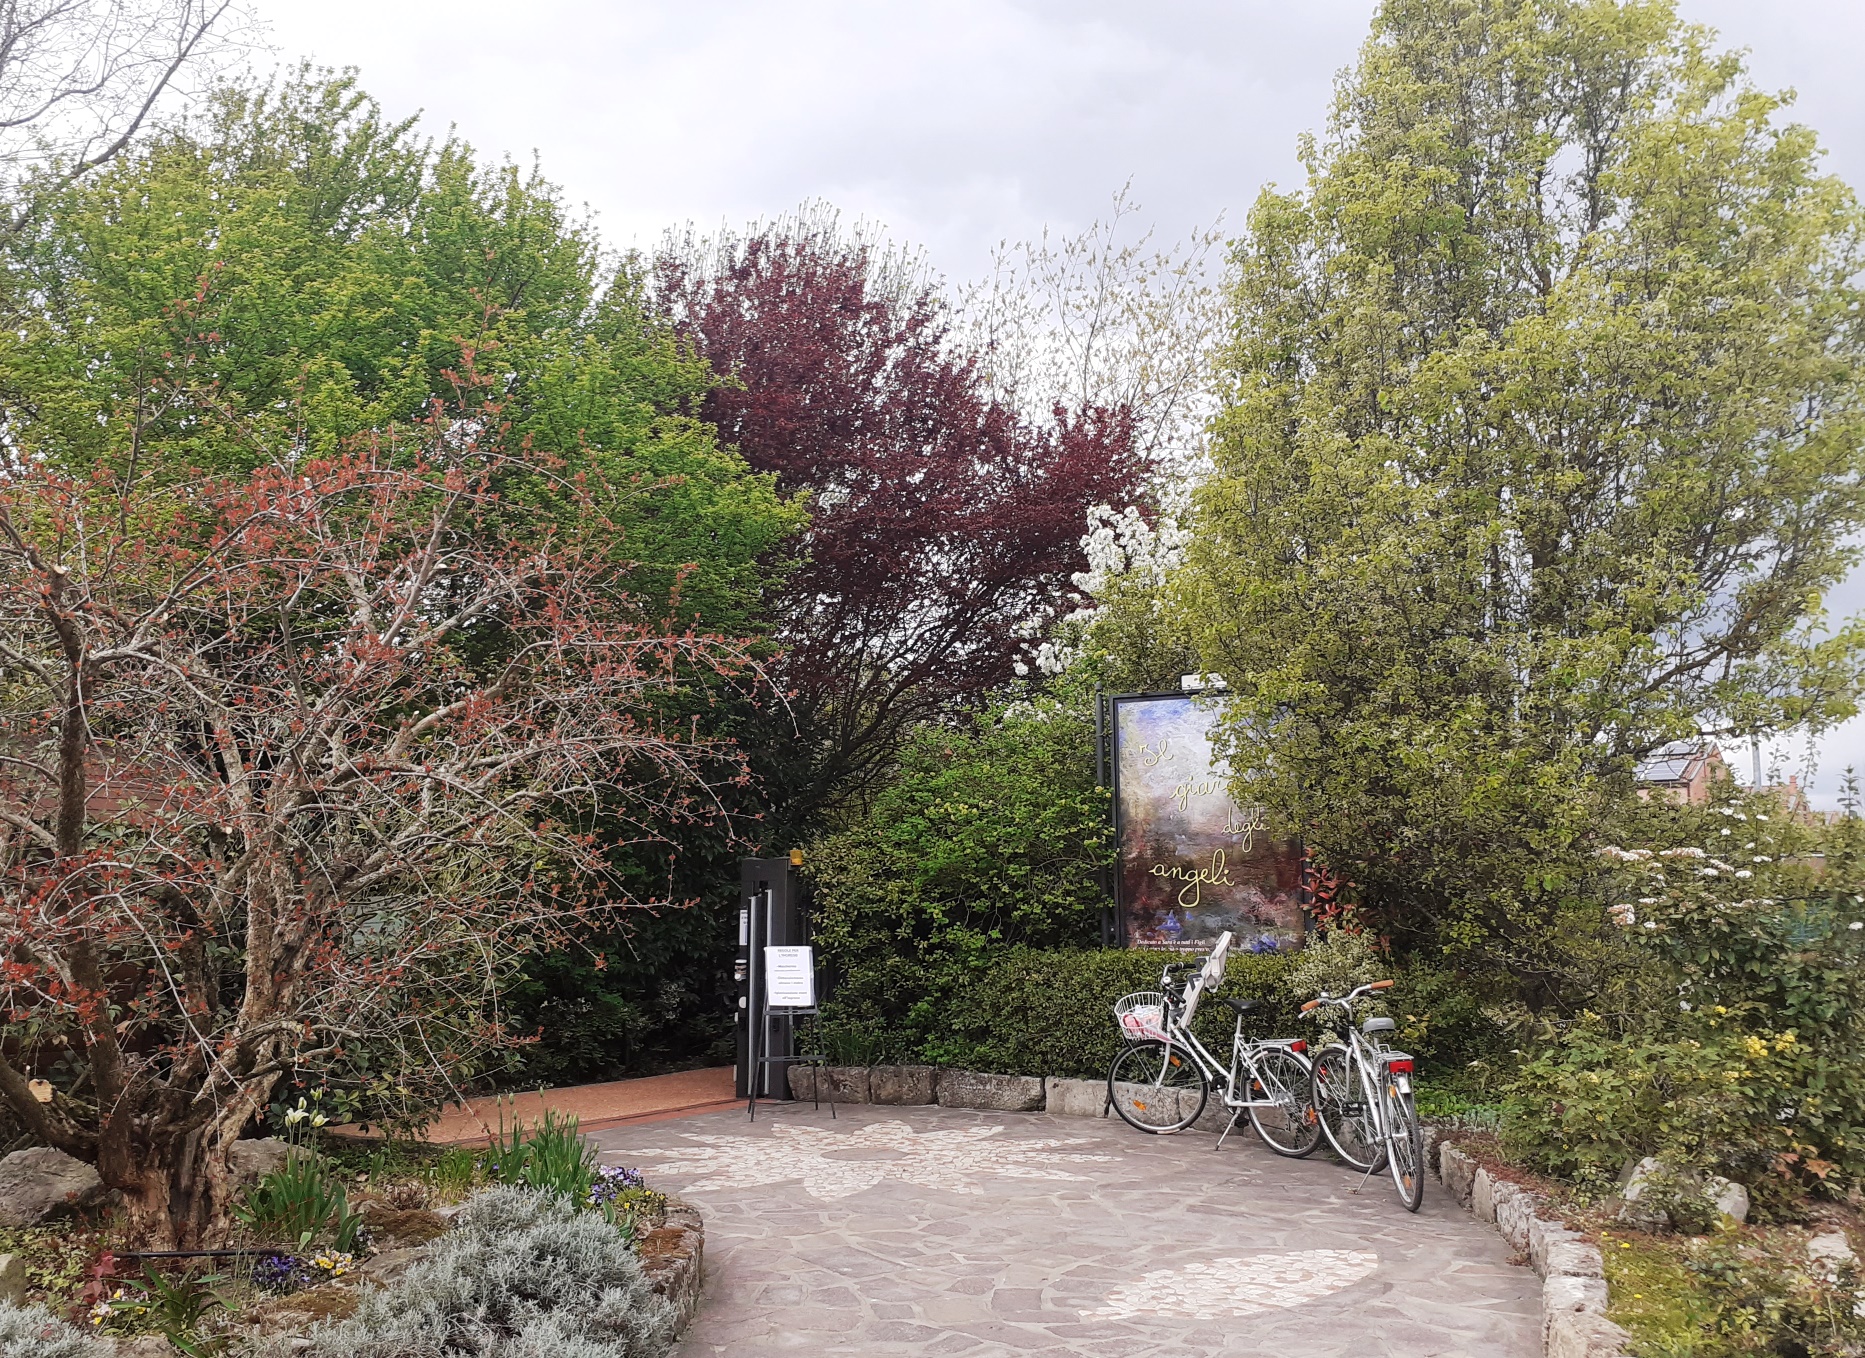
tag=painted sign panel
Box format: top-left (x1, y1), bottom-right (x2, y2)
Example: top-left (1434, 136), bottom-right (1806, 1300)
top-left (1113, 693), bottom-right (1304, 952)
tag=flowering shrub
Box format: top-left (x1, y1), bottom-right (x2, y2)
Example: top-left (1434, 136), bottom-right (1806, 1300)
top-left (1502, 807), bottom-right (1865, 1208)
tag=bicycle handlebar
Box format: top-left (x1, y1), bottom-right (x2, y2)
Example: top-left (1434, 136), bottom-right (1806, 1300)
top-left (1302, 979), bottom-right (1396, 1013)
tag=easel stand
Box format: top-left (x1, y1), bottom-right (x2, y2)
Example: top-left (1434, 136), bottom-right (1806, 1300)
top-left (747, 1005), bottom-right (834, 1122)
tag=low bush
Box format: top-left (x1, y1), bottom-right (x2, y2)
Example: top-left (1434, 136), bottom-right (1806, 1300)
top-left (1500, 804), bottom-right (1865, 1213)
top-left (294, 1187), bottom-right (672, 1358)
top-left (821, 943), bottom-right (1499, 1083)
top-left (0, 1302), bottom-right (110, 1358)
top-left (823, 947), bottom-right (1295, 1077)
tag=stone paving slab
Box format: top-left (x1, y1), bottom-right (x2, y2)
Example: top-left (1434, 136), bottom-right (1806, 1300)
top-left (591, 1102), bottom-right (1538, 1357)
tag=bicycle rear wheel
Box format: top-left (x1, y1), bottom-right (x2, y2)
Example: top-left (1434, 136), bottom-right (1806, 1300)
top-left (1108, 1042), bottom-right (1208, 1134)
top-left (1383, 1077), bottom-right (1426, 1212)
top-left (1245, 1047), bottom-right (1323, 1158)
top-left (1312, 1044), bottom-right (1386, 1171)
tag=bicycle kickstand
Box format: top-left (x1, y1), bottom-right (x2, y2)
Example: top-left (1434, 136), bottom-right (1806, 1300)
top-left (1215, 1107), bottom-right (1244, 1151)
top-left (1349, 1157), bottom-right (1381, 1194)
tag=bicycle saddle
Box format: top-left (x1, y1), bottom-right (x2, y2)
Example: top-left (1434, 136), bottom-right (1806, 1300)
top-left (1212, 997), bottom-right (1262, 1016)
top-left (1361, 1016), bottom-right (1396, 1034)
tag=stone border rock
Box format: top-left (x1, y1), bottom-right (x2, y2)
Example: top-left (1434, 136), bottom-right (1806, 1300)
top-left (639, 1194), bottom-right (705, 1333)
top-left (1439, 1142), bottom-right (1630, 1358)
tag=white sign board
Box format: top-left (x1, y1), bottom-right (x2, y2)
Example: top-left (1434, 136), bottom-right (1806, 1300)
top-left (763, 945), bottom-right (816, 1008)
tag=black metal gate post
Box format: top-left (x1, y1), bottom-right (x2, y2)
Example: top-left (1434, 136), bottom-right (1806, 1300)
top-left (734, 856), bottom-right (808, 1100)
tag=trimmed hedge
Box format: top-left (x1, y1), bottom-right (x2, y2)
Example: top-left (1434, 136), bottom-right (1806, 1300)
top-left (820, 944), bottom-right (1506, 1085)
top-left (823, 947), bottom-right (1302, 1080)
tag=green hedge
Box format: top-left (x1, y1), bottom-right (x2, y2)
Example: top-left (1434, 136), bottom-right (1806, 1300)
top-left (820, 944), bottom-right (1505, 1084)
top-left (823, 947), bottom-right (1301, 1079)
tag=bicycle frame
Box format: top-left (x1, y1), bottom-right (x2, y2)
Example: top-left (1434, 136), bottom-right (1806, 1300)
top-left (1149, 964), bottom-right (1306, 1113)
top-left (1306, 983), bottom-right (1413, 1147)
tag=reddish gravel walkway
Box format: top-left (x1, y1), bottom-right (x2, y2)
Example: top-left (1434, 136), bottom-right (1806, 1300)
top-left (421, 1066), bottom-right (736, 1144)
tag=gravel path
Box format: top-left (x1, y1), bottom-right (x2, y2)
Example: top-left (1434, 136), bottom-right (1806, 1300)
top-left (591, 1100), bottom-right (1538, 1357)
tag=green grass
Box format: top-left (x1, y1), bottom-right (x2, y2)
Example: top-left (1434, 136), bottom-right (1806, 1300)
top-left (1602, 1230), bottom-right (1711, 1356)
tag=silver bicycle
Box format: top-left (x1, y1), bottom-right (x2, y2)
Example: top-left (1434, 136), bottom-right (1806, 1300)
top-left (1302, 979), bottom-right (1425, 1211)
top-left (1107, 932), bottom-right (1321, 1157)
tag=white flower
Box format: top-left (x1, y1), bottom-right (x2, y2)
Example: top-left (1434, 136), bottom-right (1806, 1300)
top-left (1756, 814), bottom-right (1769, 821)
top-left (1661, 847), bottom-right (1707, 859)
top-left (1753, 857), bottom-right (1770, 864)
top-left (1850, 922), bottom-right (1863, 932)
top-left (1734, 870), bottom-right (1753, 879)
top-left (285, 1107), bottom-right (307, 1126)
top-left (1720, 828), bottom-right (1732, 836)
top-left (1644, 921), bottom-right (1660, 930)
top-left (1609, 903), bottom-right (1638, 927)
top-left (1700, 868), bottom-right (1720, 877)
top-left (1637, 897), bottom-right (1659, 906)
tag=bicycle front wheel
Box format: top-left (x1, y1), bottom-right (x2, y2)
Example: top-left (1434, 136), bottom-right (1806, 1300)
top-left (1245, 1047), bottom-right (1323, 1158)
top-left (1383, 1077), bottom-right (1426, 1212)
top-left (1109, 1042), bottom-right (1208, 1134)
top-left (1312, 1044), bottom-right (1386, 1171)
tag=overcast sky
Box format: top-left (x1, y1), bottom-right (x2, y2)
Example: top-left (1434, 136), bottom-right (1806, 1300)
top-left (251, 0), bottom-right (1865, 803)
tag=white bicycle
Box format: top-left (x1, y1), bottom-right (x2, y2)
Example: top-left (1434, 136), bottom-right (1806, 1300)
top-left (1107, 931), bottom-right (1321, 1157)
top-left (1302, 980), bottom-right (1425, 1211)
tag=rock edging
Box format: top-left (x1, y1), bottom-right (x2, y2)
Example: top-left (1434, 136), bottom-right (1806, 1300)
top-left (639, 1195), bottom-right (705, 1332)
top-left (1438, 1142), bottom-right (1630, 1358)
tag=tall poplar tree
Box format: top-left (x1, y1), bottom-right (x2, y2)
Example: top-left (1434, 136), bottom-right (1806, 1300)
top-left (1182, 0), bottom-right (1865, 986)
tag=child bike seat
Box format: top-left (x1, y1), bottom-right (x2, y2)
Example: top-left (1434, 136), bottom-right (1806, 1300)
top-left (1361, 1016), bottom-right (1396, 1034)
top-left (1212, 997), bottom-right (1262, 1016)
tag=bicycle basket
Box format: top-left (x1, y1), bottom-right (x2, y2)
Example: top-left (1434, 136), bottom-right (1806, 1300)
top-left (1113, 991), bottom-right (1169, 1043)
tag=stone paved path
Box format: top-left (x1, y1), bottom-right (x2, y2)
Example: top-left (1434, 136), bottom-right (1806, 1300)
top-left (591, 1101), bottom-right (1538, 1357)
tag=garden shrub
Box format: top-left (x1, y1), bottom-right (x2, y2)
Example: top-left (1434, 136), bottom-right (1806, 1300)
top-left (1501, 805), bottom-right (1865, 1211)
top-left (0, 1303), bottom-right (110, 1358)
top-left (822, 945), bottom-right (1497, 1081)
top-left (296, 1187), bottom-right (671, 1358)
top-left (808, 689), bottom-right (1112, 979)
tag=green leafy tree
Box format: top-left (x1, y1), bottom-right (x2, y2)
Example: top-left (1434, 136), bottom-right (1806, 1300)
top-left (0, 70), bottom-right (799, 631)
top-left (0, 70), bottom-right (803, 1094)
top-left (1177, 0), bottom-right (1865, 989)
top-left (806, 683), bottom-right (1113, 1041)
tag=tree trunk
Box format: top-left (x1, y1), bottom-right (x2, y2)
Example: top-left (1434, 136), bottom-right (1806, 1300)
top-left (117, 1101), bottom-right (265, 1248)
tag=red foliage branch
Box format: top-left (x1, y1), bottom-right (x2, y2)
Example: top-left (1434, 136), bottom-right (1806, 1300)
top-left (0, 412), bottom-right (758, 1242)
top-left (657, 220), bottom-right (1143, 813)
